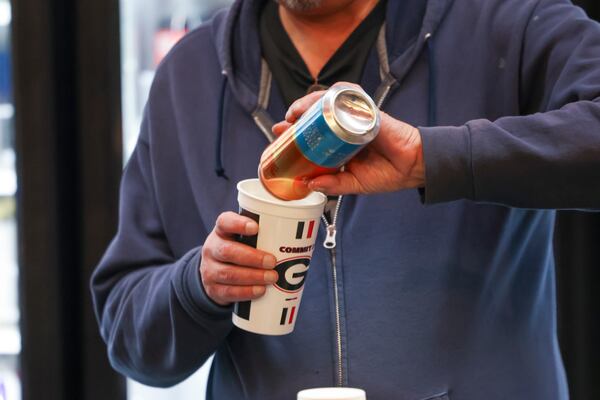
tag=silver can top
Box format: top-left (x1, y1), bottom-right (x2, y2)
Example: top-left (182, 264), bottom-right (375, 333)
top-left (322, 85), bottom-right (380, 145)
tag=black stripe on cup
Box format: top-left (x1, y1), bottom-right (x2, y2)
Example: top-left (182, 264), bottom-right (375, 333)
top-left (295, 220), bottom-right (315, 240)
top-left (279, 306), bottom-right (296, 325)
top-left (233, 208), bottom-right (260, 322)
top-left (237, 208), bottom-right (259, 248)
top-left (234, 301), bottom-right (251, 320)
top-left (279, 308), bottom-right (288, 325)
top-left (295, 221), bottom-right (305, 239)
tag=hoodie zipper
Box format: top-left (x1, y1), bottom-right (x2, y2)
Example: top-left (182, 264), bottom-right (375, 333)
top-left (249, 20), bottom-right (431, 388)
top-left (321, 195), bottom-right (344, 386)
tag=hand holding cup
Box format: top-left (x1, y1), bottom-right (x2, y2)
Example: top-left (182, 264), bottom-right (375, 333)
top-left (200, 211), bottom-right (278, 306)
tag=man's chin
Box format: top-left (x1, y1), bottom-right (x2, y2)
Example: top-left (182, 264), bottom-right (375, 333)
top-left (276, 0), bottom-right (324, 12)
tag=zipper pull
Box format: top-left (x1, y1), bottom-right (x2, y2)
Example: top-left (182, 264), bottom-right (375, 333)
top-left (323, 225), bottom-right (337, 249)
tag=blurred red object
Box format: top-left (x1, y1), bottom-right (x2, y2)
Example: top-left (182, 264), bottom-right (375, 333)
top-left (153, 28), bottom-right (188, 66)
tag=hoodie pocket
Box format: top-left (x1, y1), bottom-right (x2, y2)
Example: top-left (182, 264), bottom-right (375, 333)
top-left (419, 393), bottom-right (449, 400)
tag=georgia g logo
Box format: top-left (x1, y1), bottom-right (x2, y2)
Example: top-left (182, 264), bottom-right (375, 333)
top-left (274, 257), bottom-right (310, 293)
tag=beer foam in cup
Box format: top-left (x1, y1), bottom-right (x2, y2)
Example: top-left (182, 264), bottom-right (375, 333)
top-left (297, 387), bottom-right (367, 400)
top-left (233, 179), bottom-right (326, 335)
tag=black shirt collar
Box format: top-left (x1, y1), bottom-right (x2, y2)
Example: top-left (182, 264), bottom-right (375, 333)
top-left (260, 0), bottom-right (387, 107)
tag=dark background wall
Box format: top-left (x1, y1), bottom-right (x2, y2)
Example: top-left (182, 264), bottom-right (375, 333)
top-left (575, 0), bottom-right (600, 18)
top-left (555, 213), bottom-right (600, 400)
top-left (9, 0), bottom-right (600, 399)
top-left (557, 4), bottom-right (600, 400)
top-left (12, 0), bottom-right (125, 398)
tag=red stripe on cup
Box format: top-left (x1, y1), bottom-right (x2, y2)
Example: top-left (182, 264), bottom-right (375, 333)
top-left (288, 306), bottom-right (296, 324)
top-left (307, 220), bottom-right (315, 239)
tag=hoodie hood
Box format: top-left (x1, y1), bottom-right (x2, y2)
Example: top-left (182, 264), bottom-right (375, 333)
top-left (211, 0), bottom-right (453, 114)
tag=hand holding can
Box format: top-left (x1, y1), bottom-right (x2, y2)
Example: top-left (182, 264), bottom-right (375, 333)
top-left (260, 84), bottom-right (381, 200)
top-left (272, 82), bottom-right (426, 197)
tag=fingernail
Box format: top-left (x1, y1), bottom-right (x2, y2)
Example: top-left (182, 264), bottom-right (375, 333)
top-left (264, 271), bottom-right (278, 284)
top-left (245, 222), bottom-right (258, 235)
top-left (285, 107), bottom-right (295, 121)
top-left (263, 255), bottom-right (277, 268)
top-left (308, 181), bottom-right (323, 192)
top-left (253, 286), bottom-right (266, 296)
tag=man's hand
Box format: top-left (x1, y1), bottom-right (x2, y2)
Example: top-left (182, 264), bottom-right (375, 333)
top-left (272, 83), bottom-right (425, 195)
top-left (200, 212), bottom-right (278, 306)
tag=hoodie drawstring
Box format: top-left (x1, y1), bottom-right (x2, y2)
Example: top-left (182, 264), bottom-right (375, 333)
top-left (215, 76), bottom-right (229, 180)
top-left (215, 32), bottom-right (438, 179)
top-left (425, 33), bottom-right (437, 127)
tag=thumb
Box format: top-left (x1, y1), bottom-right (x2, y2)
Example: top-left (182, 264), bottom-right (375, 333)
top-left (371, 112), bottom-right (418, 154)
top-left (308, 172), bottom-right (362, 196)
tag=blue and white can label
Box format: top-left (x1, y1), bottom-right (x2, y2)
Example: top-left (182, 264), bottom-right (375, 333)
top-left (294, 99), bottom-right (362, 168)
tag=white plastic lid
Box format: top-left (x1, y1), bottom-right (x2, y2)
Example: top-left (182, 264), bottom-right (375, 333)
top-left (297, 387), bottom-right (366, 400)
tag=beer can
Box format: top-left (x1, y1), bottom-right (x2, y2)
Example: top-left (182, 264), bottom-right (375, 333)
top-left (259, 85), bottom-right (381, 200)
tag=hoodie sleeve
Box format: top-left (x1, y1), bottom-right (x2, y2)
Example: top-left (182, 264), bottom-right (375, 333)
top-left (419, 0), bottom-right (600, 208)
top-left (90, 101), bottom-right (233, 387)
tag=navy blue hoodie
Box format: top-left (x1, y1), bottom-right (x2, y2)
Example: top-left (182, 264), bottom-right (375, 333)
top-left (91, 0), bottom-right (600, 399)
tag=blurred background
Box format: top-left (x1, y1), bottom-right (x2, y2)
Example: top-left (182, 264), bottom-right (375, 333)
top-left (1, 0), bottom-right (599, 399)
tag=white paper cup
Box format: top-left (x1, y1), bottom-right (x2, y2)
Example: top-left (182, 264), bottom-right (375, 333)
top-left (233, 179), bottom-right (326, 335)
top-left (298, 388), bottom-right (367, 400)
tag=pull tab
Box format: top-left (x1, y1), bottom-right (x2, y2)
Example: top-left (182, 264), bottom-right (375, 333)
top-left (323, 225), bottom-right (337, 249)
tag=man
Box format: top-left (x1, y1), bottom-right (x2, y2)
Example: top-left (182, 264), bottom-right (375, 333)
top-left (91, 0), bottom-right (600, 399)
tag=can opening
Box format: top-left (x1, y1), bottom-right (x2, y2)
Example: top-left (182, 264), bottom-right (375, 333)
top-left (333, 91), bottom-right (376, 135)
